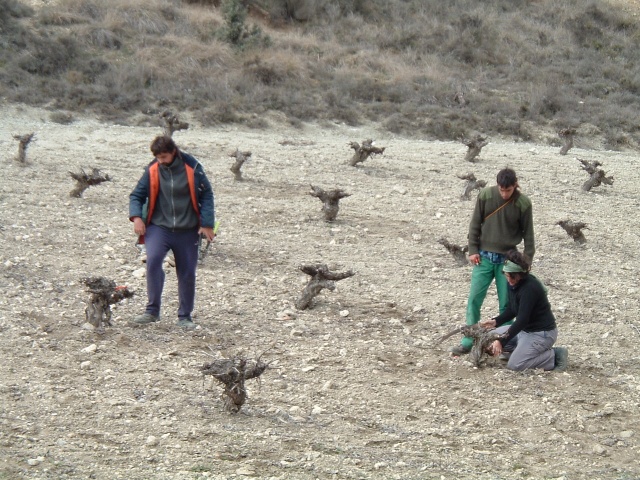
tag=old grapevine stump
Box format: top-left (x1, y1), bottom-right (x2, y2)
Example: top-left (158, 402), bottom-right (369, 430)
top-left (13, 133), bottom-right (35, 164)
top-left (230, 148), bottom-right (252, 181)
top-left (160, 111), bottom-right (189, 138)
top-left (348, 139), bottom-right (385, 166)
top-left (438, 324), bottom-right (504, 367)
top-left (69, 168), bottom-right (111, 198)
top-left (82, 277), bottom-right (133, 329)
top-left (438, 238), bottom-right (468, 266)
top-left (557, 220), bottom-right (588, 244)
top-left (578, 158), bottom-right (614, 192)
top-left (463, 135), bottom-right (488, 162)
top-left (558, 128), bottom-right (576, 155)
top-left (200, 356), bottom-right (268, 413)
top-left (458, 173), bottom-right (487, 200)
top-left (295, 264), bottom-right (355, 310)
top-left (309, 185), bottom-right (351, 221)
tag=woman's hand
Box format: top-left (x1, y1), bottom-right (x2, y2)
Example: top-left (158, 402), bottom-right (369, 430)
top-left (489, 340), bottom-right (503, 357)
top-left (479, 318), bottom-right (496, 329)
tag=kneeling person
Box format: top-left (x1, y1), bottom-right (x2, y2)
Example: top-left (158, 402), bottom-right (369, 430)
top-left (479, 250), bottom-right (568, 371)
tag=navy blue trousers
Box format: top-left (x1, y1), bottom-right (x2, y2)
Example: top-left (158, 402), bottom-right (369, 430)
top-left (144, 224), bottom-right (200, 319)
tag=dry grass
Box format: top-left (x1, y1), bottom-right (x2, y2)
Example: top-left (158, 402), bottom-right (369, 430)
top-left (1, 0), bottom-right (639, 148)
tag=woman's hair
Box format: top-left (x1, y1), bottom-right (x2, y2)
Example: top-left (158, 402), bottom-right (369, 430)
top-left (150, 136), bottom-right (177, 156)
top-left (505, 249), bottom-right (531, 274)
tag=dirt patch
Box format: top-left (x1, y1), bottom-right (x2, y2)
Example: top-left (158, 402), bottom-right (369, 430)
top-left (1, 103), bottom-right (639, 479)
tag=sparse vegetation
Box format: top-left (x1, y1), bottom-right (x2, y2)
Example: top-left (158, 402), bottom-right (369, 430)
top-left (1, 0), bottom-right (639, 148)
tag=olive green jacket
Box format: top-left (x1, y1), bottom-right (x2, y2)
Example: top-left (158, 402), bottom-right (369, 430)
top-left (468, 186), bottom-right (535, 259)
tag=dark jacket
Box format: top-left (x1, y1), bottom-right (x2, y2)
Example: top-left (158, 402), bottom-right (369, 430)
top-left (468, 186), bottom-right (535, 259)
top-left (494, 275), bottom-right (556, 346)
top-left (129, 151), bottom-right (214, 239)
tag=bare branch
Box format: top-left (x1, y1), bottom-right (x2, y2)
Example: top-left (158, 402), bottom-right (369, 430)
top-left (296, 264), bottom-right (355, 310)
top-left (438, 238), bottom-right (468, 266)
top-left (229, 148), bottom-right (252, 181)
top-left (558, 128), bottom-right (576, 155)
top-left (578, 158), bottom-right (613, 192)
top-left (457, 173), bottom-right (486, 200)
top-left (309, 185), bottom-right (351, 221)
top-left (462, 135), bottom-right (488, 162)
top-left (438, 324), bottom-right (505, 367)
top-left (69, 168), bottom-right (111, 198)
top-left (13, 133), bottom-right (35, 164)
top-left (160, 111), bottom-right (189, 138)
top-left (82, 277), bottom-right (133, 329)
top-left (348, 139), bottom-right (385, 166)
top-left (557, 220), bottom-right (588, 244)
top-left (200, 356), bottom-right (268, 413)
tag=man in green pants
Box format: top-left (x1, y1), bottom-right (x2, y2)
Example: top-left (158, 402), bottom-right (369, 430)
top-left (451, 168), bottom-right (535, 355)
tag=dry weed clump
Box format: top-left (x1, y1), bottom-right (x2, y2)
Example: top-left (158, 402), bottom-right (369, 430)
top-left (103, 1), bottom-right (176, 37)
top-left (181, 5), bottom-right (223, 41)
top-left (83, 27), bottom-right (123, 50)
top-left (37, 8), bottom-right (88, 26)
top-left (53, 0), bottom-right (105, 21)
top-left (243, 52), bottom-right (306, 86)
top-left (17, 33), bottom-right (79, 76)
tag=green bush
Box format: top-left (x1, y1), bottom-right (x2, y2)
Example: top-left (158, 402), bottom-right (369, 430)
top-left (216, 0), bottom-right (269, 48)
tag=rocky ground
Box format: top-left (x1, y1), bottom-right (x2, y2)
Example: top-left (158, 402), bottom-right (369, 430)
top-left (1, 103), bottom-right (639, 480)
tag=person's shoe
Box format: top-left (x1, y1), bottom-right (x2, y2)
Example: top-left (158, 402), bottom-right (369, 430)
top-left (132, 312), bottom-right (159, 325)
top-left (177, 318), bottom-right (196, 330)
top-left (553, 346), bottom-right (569, 371)
top-left (450, 344), bottom-right (471, 356)
top-left (498, 352), bottom-right (511, 361)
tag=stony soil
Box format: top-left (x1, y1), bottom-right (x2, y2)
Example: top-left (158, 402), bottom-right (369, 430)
top-left (1, 103), bottom-right (639, 480)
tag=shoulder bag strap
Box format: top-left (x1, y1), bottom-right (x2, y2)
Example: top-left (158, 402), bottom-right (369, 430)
top-left (484, 197), bottom-right (514, 222)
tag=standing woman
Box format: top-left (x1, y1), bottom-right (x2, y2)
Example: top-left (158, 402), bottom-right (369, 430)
top-left (480, 250), bottom-right (569, 371)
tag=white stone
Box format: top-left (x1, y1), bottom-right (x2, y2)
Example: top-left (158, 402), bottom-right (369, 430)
top-left (236, 467), bottom-right (256, 476)
top-left (80, 361), bottom-right (91, 369)
top-left (82, 344), bottom-right (97, 353)
top-left (146, 435), bottom-right (159, 446)
top-left (339, 310), bottom-right (349, 317)
top-left (132, 267), bottom-right (146, 278)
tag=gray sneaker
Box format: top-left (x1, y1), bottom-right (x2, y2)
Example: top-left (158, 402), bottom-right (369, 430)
top-left (450, 344), bottom-right (471, 356)
top-left (177, 318), bottom-right (196, 330)
top-left (132, 312), bottom-right (159, 325)
top-left (553, 346), bottom-right (569, 371)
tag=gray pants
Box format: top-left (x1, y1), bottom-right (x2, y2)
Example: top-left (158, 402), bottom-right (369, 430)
top-left (494, 326), bottom-right (557, 371)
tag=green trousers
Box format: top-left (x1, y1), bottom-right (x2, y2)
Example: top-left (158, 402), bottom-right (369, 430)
top-left (462, 257), bottom-right (510, 350)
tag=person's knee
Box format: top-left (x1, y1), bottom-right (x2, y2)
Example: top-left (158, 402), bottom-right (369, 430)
top-left (506, 359), bottom-right (528, 371)
top-left (146, 252), bottom-right (165, 265)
